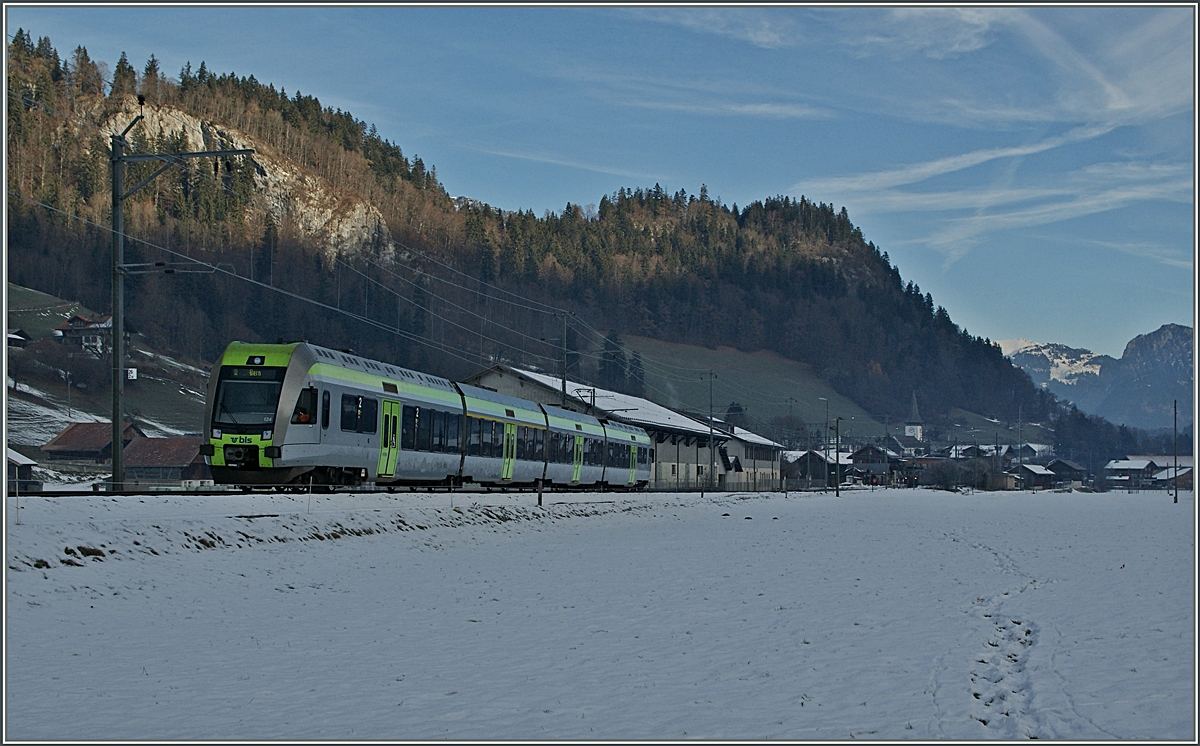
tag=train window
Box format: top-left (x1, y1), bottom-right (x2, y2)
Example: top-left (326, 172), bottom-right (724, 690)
top-left (416, 406), bottom-right (431, 451)
top-left (479, 418), bottom-right (492, 456)
top-left (362, 398), bottom-right (377, 434)
top-left (446, 413), bottom-right (461, 452)
top-left (516, 426), bottom-right (527, 460)
top-left (321, 390), bottom-right (330, 430)
top-left (290, 387), bottom-right (317, 424)
top-left (340, 394), bottom-right (377, 433)
top-left (534, 429), bottom-right (544, 461)
top-left (401, 405), bottom-right (417, 450)
top-left (493, 422), bottom-right (504, 459)
top-left (431, 410), bottom-right (446, 453)
top-left (473, 417), bottom-right (485, 456)
top-left (341, 395), bottom-right (358, 431)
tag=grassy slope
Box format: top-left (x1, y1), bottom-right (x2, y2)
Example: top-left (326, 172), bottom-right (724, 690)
top-left (622, 335), bottom-right (884, 438)
top-left (624, 335), bottom-right (1048, 447)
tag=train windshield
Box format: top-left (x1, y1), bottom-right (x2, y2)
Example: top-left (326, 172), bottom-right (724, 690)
top-left (212, 366), bottom-right (286, 426)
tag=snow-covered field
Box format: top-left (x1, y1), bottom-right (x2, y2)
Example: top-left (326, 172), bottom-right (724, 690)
top-left (5, 488), bottom-right (1194, 740)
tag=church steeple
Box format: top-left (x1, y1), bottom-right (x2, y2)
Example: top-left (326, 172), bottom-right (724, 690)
top-left (907, 390), bottom-right (922, 425)
top-left (904, 391), bottom-right (923, 441)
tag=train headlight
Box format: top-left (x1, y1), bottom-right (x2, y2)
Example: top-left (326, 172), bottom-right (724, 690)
top-left (262, 430), bottom-right (273, 441)
top-left (211, 428), bottom-right (222, 439)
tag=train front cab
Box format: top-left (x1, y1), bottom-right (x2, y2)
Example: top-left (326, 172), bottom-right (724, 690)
top-left (204, 342), bottom-right (316, 486)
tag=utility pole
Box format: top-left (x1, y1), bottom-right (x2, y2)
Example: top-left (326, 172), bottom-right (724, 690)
top-left (700, 370), bottom-right (715, 497)
top-left (786, 396), bottom-right (798, 448)
top-left (1173, 399), bottom-right (1178, 504)
top-left (834, 417), bottom-right (841, 498)
top-left (1017, 404), bottom-right (1022, 491)
top-left (560, 313), bottom-right (568, 408)
top-left (109, 102), bottom-right (252, 490)
top-left (819, 397), bottom-right (828, 491)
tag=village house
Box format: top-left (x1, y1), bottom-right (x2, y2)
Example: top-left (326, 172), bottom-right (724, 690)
top-left (54, 314), bottom-right (114, 356)
top-left (850, 444), bottom-right (903, 485)
top-left (1014, 463), bottom-right (1055, 490)
top-left (1102, 458), bottom-right (1160, 490)
top-left (1046, 458), bottom-right (1086, 487)
top-left (782, 449), bottom-right (853, 488)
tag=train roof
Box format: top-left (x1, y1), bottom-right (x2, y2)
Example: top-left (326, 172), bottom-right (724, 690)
top-left (301, 343), bottom-right (456, 392)
top-left (456, 382), bottom-right (546, 427)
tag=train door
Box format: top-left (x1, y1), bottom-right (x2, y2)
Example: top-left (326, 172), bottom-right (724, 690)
top-left (501, 422), bottom-right (517, 480)
top-left (377, 399), bottom-right (400, 478)
top-left (572, 434), bottom-right (583, 483)
top-left (628, 444), bottom-right (637, 485)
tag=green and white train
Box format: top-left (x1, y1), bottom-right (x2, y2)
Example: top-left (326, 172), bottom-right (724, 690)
top-left (202, 341), bottom-right (653, 490)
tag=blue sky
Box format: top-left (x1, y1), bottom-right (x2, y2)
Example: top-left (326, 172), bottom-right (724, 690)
top-left (7, 6), bottom-right (1195, 357)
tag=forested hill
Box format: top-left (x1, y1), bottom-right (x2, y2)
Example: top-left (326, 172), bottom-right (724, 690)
top-left (6, 31), bottom-right (1055, 429)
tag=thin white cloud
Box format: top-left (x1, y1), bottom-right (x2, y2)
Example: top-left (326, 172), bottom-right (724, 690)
top-left (853, 7), bottom-right (1011, 59)
top-left (791, 124), bottom-right (1114, 194)
top-left (625, 98), bottom-right (832, 120)
top-left (628, 8), bottom-right (800, 49)
top-left (1080, 238), bottom-right (1194, 270)
top-left (921, 176), bottom-right (1193, 263)
top-left (467, 146), bottom-right (666, 182)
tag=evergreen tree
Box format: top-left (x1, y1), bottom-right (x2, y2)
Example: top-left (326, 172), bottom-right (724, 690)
top-left (110, 51), bottom-right (137, 97)
top-left (68, 46), bottom-right (103, 97)
top-left (141, 54), bottom-right (161, 99)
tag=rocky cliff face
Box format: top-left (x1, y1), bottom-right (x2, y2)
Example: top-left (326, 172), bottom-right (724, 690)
top-left (1002, 324), bottom-right (1193, 431)
top-left (99, 100), bottom-right (395, 259)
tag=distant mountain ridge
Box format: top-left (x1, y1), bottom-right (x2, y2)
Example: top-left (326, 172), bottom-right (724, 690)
top-left (1001, 324), bottom-right (1193, 431)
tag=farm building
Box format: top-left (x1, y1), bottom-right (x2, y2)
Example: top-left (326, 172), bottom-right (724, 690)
top-left (1151, 466), bottom-right (1192, 491)
top-left (1046, 458), bottom-right (1086, 486)
top-left (41, 422), bottom-right (146, 463)
top-left (123, 438), bottom-right (212, 487)
top-left (7, 448), bottom-right (41, 492)
top-left (7, 328), bottom-right (31, 348)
